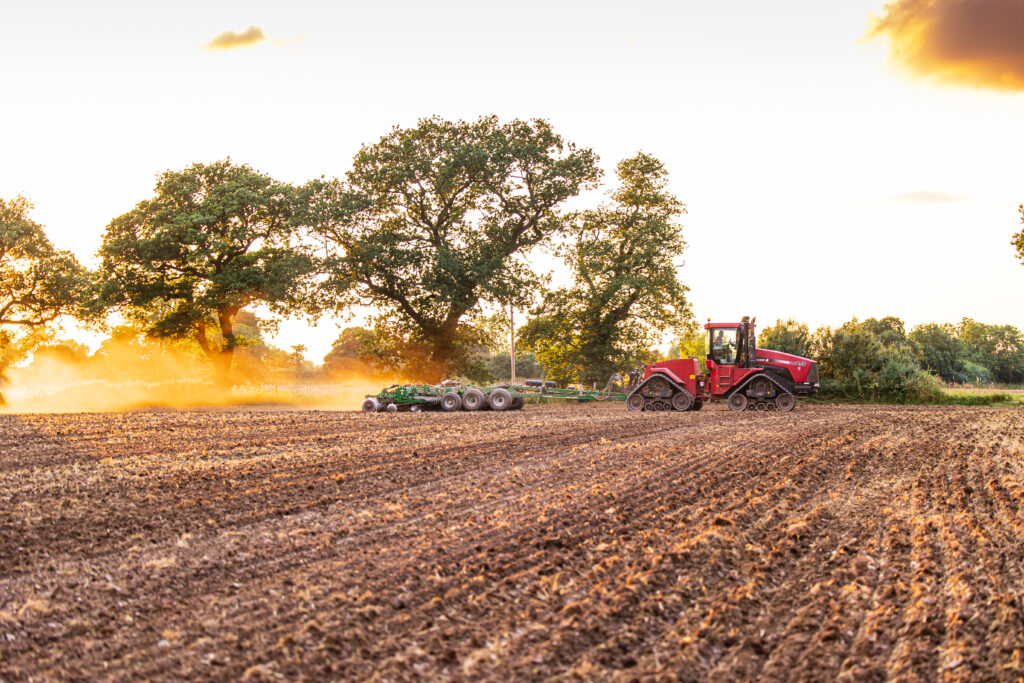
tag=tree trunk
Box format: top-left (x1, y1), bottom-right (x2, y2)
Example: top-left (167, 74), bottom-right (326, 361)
top-left (194, 316), bottom-right (236, 386)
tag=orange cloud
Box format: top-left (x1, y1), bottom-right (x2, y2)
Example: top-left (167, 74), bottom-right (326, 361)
top-left (868, 0), bottom-right (1024, 91)
top-left (206, 26), bottom-right (265, 50)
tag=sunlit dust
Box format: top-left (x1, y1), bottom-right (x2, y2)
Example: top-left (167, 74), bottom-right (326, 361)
top-left (0, 341), bottom-right (395, 414)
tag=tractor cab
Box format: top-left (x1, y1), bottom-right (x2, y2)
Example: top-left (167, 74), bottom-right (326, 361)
top-left (705, 316), bottom-right (756, 369)
top-left (704, 316), bottom-right (759, 395)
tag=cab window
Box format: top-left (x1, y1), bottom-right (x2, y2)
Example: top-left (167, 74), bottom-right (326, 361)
top-left (709, 327), bottom-right (738, 365)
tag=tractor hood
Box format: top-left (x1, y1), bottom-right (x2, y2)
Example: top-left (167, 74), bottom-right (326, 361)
top-left (755, 348), bottom-right (818, 386)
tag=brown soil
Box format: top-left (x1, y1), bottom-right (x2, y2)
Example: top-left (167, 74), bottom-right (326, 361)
top-left (1, 403), bottom-right (1023, 680)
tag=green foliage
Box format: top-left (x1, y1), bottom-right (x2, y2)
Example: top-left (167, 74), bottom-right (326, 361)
top-left (758, 319), bottom-right (811, 357)
top-left (1, 196), bottom-right (91, 396)
top-left (858, 316), bottom-right (910, 350)
top-left (959, 360), bottom-right (994, 384)
top-left (813, 322), bottom-right (884, 392)
top-left (1, 196), bottom-right (92, 332)
top-left (811, 318), bottom-right (944, 402)
top-left (485, 351), bottom-right (543, 382)
top-left (98, 160), bottom-right (320, 381)
top-left (304, 115), bottom-right (601, 380)
top-left (520, 153), bottom-right (690, 385)
top-left (877, 346), bottom-right (944, 403)
top-left (957, 318), bottom-right (1024, 383)
top-left (672, 321), bottom-right (706, 359)
top-left (940, 390), bottom-right (1024, 407)
top-left (908, 322), bottom-right (964, 381)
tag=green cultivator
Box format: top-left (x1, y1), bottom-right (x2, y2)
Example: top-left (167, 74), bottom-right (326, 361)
top-left (361, 376), bottom-right (626, 413)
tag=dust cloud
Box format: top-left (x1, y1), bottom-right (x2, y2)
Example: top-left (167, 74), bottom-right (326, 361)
top-left (867, 0), bottom-right (1024, 91)
top-left (0, 341), bottom-right (392, 414)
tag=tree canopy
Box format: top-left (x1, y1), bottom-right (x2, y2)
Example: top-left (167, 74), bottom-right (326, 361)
top-left (520, 153), bottom-right (690, 385)
top-left (1, 196), bottom-right (91, 381)
top-left (1, 196), bottom-right (91, 330)
top-left (957, 318), bottom-right (1024, 383)
top-left (98, 160), bottom-right (320, 380)
top-left (304, 115), bottom-right (601, 380)
top-left (758, 319), bottom-right (811, 358)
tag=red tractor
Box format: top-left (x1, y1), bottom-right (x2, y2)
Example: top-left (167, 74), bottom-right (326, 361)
top-left (625, 316), bottom-right (819, 412)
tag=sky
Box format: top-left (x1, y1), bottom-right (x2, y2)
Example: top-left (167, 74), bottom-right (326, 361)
top-left (2, 0), bottom-right (1023, 361)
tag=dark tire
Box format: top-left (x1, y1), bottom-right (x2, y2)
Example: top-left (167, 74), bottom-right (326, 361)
top-left (440, 392), bottom-right (462, 412)
top-left (727, 393), bottom-right (748, 412)
top-left (361, 398), bottom-right (380, 413)
top-left (462, 388), bottom-right (485, 411)
top-left (748, 377), bottom-right (771, 398)
top-left (671, 390), bottom-right (694, 411)
top-left (775, 393), bottom-right (795, 412)
top-left (488, 388), bottom-right (513, 411)
top-left (691, 400), bottom-right (704, 411)
top-left (626, 394), bottom-right (645, 412)
top-left (510, 396), bottom-right (525, 410)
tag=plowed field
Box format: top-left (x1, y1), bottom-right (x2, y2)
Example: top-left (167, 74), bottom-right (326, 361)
top-left (2, 403), bottom-right (1023, 680)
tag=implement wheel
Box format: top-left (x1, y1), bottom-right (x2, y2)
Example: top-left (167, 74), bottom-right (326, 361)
top-left (510, 396), bottom-right (525, 410)
top-left (626, 394), bottom-right (645, 412)
top-left (671, 390), bottom-right (694, 412)
top-left (462, 388), bottom-right (485, 411)
top-left (488, 388), bottom-right (513, 411)
top-left (775, 394), bottom-right (795, 412)
top-left (361, 398), bottom-right (381, 413)
top-left (440, 392), bottom-right (462, 412)
top-left (727, 393), bottom-right (748, 412)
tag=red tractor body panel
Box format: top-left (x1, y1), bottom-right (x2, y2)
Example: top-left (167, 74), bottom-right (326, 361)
top-left (754, 348), bottom-right (816, 384)
top-left (642, 358), bottom-right (703, 398)
top-left (705, 361), bottom-right (762, 397)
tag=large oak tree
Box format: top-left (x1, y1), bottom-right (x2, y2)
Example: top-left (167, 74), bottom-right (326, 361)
top-left (304, 116), bottom-right (600, 379)
top-left (520, 153), bottom-right (691, 385)
top-left (98, 160), bottom-right (319, 381)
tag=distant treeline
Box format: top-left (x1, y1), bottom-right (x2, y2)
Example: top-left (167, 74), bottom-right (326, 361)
top-left (758, 316), bottom-right (1024, 402)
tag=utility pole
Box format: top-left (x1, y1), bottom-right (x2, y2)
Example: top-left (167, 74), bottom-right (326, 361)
top-left (510, 305), bottom-right (516, 384)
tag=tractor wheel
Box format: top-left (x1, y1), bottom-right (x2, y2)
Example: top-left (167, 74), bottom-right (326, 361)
top-left (749, 377), bottom-right (771, 398)
top-left (361, 397), bottom-right (381, 413)
top-left (691, 400), bottom-right (704, 411)
top-left (671, 390), bottom-right (694, 411)
top-left (510, 396), bottom-right (525, 410)
top-left (386, 403), bottom-right (398, 413)
top-left (440, 392), bottom-right (462, 412)
top-left (626, 394), bottom-right (645, 412)
top-left (461, 388), bottom-right (485, 411)
top-left (727, 393), bottom-right (748, 412)
top-left (488, 388), bottom-right (513, 411)
top-left (775, 394), bottom-right (795, 412)
top-left (410, 404), bottom-right (423, 413)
